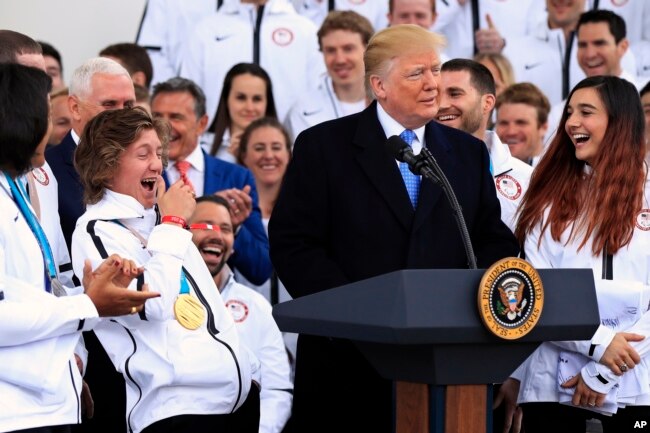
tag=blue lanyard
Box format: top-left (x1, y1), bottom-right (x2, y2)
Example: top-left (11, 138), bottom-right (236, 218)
top-left (179, 271), bottom-right (190, 295)
top-left (4, 172), bottom-right (58, 292)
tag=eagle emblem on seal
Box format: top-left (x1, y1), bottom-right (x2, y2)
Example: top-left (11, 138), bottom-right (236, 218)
top-left (497, 277), bottom-right (527, 320)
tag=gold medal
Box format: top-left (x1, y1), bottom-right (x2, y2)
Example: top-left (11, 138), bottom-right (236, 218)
top-left (174, 294), bottom-right (205, 330)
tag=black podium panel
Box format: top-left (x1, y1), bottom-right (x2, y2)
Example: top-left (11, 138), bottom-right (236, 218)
top-left (273, 268), bottom-right (599, 384)
top-left (355, 341), bottom-right (537, 384)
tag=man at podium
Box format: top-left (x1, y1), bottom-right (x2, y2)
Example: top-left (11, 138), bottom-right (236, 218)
top-left (269, 24), bottom-right (519, 433)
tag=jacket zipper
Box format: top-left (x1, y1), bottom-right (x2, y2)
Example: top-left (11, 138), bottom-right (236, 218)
top-left (183, 267), bottom-right (244, 412)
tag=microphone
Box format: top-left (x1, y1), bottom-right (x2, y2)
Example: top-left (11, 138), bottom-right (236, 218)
top-left (385, 135), bottom-right (419, 167)
top-left (385, 135), bottom-right (438, 180)
top-left (385, 135), bottom-right (477, 269)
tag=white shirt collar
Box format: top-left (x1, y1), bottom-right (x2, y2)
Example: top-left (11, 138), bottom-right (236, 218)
top-left (375, 103), bottom-right (425, 155)
top-left (218, 266), bottom-right (236, 294)
top-left (167, 144), bottom-right (205, 195)
top-left (71, 128), bottom-right (81, 145)
top-left (183, 144), bottom-right (205, 173)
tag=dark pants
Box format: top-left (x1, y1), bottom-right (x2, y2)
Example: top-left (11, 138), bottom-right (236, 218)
top-left (71, 331), bottom-right (126, 433)
top-left (10, 426), bottom-right (71, 433)
top-left (230, 383), bottom-right (261, 433)
top-left (285, 335), bottom-right (393, 433)
top-left (141, 414), bottom-right (232, 433)
top-left (522, 402), bottom-right (650, 433)
top-left (141, 385), bottom-right (260, 433)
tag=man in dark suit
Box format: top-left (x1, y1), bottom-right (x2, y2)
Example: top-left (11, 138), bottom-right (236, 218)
top-left (46, 57), bottom-right (136, 252)
top-left (269, 24), bottom-right (519, 433)
top-left (150, 77), bottom-right (272, 285)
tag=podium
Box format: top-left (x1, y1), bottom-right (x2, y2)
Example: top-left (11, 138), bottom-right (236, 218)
top-left (273, 268), bottom-right (600, 433)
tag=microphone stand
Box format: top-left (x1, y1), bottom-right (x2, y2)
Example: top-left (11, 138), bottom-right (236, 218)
top-left (419, 147), bottom-right (477, 270)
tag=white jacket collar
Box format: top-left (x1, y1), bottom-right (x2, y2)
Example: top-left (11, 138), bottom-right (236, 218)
top-left (78, 189), bottom-right (157, 237)
top-left (533, 20), bottom-right (559, 41)
top-left (485, 131), bottom-right (513, 176)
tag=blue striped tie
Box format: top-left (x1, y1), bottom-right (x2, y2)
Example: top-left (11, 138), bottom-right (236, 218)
top-left (399, 129), bottom-right (420, 208)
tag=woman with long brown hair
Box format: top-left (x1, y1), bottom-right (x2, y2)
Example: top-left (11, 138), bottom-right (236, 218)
top-left (500, 75), bottom-right (650, 432)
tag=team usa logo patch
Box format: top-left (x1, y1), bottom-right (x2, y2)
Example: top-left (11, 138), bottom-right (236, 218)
top-left (226, 299), bottom-right (249, 323)
top-left (272, 28), bottom-right (294, 46)
top-left (478, 257), bottom-right (544, 340)
top-left (31, 168), bottom-right (49, 186)
top-left (495, 174), bottom-right (522, 200)
top-left (636, 209), bottom-right (650, 231)
top-left (611, 0), bottom-right (628, 6)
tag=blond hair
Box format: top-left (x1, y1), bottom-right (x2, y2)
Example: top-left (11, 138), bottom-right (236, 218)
top-left (364, 25), bottom-right (446, 99)
top-left (473, 53), bottom-right (516, 90)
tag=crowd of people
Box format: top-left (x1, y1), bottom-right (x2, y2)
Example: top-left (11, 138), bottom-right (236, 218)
top-left (2, 0), bottom-right (650, 432)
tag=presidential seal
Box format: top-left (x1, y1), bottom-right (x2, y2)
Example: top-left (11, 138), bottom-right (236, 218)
top-left (478, 257), bottom-right (543, 340)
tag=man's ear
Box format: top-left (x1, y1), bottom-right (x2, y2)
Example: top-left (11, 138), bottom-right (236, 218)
top-left (197, 114), bottom-right (209, 134)
top-left (68, 95), bottom-right (82, 122)
top-left (369, 75), bottom-right (385, 101)
top-left (483, 93), bottom-right (496, 116)
top-left (131, 71), bottom-right (147, 87)
top-left (617, 37), bottom-right (629, 57)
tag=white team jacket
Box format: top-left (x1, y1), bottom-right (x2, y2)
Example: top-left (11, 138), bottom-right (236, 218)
top-left (290, 0), bottom-right (387, 32)
top-left (503, 22), bottom-right (585, 107)
top-left (0, 174), bottom-right (100, 432)
top-left (485, 131), bottom-right (532, 233)
top-left (433, 0), bottom-right (538, 60)
top-left (513, 170), bottom-right (650, 409)
top-left (71, 190), bottom-right (258, 433)
top-left (285, 74), bottom-right (360, 141)
top-left (25, 161), bottom-right (76, 288)
top-left (137, 0), bottom-right (218, 86)
top-left (179, 0), bottom-right (324, 123)
top-left (221, 272), bottom-right (293, 433)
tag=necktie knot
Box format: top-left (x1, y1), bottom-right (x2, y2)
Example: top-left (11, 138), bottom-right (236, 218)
top-left (175, 160), bottom-right (195, 192)
top-left (400, 129), bottom-right (416, 147)
top-left (175, 160), bottom-right (191, 176)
